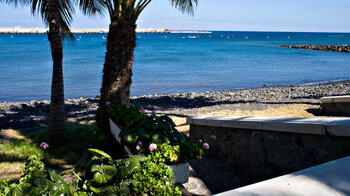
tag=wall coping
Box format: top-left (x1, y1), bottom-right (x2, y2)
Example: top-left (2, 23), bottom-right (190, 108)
top-left (320, 95), bottom-right (350, 103)
top-left (186, 116), bottom-right (350, 136)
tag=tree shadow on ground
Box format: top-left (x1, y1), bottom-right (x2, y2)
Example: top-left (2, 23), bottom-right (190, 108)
top-left (0, 100), bottom-right (96, 132)
top-left (131, 95), bottom-right (320, 111)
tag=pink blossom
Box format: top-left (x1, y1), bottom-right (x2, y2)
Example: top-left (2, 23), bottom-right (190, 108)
top-left (136, 145), bottom-right (140, 150)
top-left (151, 110), bottom-right (157, 115)
top-left (203, 143), bottom-right (209, 150)
top-left (40, 142), bottom-right (49, 149)
top-left (149, 143), bottom-right (157, 151)
top-left (210, 135), bottom-right (216, 140)
top-left (140, 107), bottom-right (145, 113)
top-left (138, 141), bottom-right (142, 145)
top-left (198, 139), bottom-right (202, 143)
top-left (106, 101), bottom-right (111, 106)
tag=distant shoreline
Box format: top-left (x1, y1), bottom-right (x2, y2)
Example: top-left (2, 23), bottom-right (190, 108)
top-left (0, 27), bottom-right (211, 34)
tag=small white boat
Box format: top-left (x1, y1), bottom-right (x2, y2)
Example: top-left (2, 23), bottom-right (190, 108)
top-left (188, 36), bottom-right (196, 39)
top-left (102, 36), bottom-right (107, 40)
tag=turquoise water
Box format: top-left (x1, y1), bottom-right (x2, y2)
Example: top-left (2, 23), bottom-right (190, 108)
top-left (1, 31), bottom-right (350, 102)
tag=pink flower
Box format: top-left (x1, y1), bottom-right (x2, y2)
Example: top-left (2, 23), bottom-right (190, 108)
top-left (151, 110), bottom-right (157, 115)
top-left (149, 143), bottom-right (157, 151)
top-left (198, 139), bottom-right (202, 143)
top-left (210, 135), bottom-right (216, 140)
top-left (203, 143), bottom-right (209, 150)
top-left (140, 107), bottom-right (145, 113)
top-left (138, 141), bottom-right (142, 145)
top-left (40, 142), bottom-right (49, 149)
top-left (106, 101), bottom-right (111, 106)
top-left (136, 145), bottom-right (140, 150)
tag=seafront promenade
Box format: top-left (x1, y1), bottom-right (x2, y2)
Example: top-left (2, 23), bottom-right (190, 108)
top-left (0, 27), bottom-right (211, 34)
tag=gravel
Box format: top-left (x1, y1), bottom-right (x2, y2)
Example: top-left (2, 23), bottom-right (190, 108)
top-left (1, 80), bottom-right (350, 131)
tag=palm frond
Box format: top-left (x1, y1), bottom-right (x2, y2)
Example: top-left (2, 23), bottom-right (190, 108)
top-left (78, 0), bottom-right (107, 16)
top-left (1, 0), bottom-right (29, 7)
top-left (31, 0), bottom-right (75, 40)
top-left (170, 0), bottom-right (198, 15)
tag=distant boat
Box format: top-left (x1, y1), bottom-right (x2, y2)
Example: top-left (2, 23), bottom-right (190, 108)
top-left (209, 35), bottom-right (211, 38)
top-left (188, 36), bottom-right (196, 39)
top-left (288, 36), bottom-right (290, 39)
top-left (102, 36), bottom-right (107, 40)
top-left (267, 36), bottom-right (269, 39)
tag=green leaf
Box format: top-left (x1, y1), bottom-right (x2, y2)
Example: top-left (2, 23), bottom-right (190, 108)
top-left (126, 155), bottom-right (150, 162)
top-left (88, 149), bottom-right (112, 159)
top-left (118, 159), bottom-right (141, 178)
top-left (91, 165), bottom-right (117, 184)
top-left (89, 185), bottom-right (108, 194)
top-left (32, 177), bottom-right (50, 194)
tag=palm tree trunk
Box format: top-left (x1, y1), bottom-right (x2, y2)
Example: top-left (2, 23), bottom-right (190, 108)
top-left (47, 0), bottom-right (67, 140)
top-left (96, 18), bottom-right (137, 131)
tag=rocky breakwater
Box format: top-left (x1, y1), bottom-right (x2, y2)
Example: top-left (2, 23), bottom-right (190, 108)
top-left (281, 45), bottom-right (350, 53)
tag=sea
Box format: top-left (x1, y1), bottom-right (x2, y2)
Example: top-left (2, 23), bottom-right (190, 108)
top-left (1, 31), bottom-right (350, 102)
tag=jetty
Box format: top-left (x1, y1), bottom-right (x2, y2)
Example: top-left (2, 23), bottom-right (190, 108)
top-left (281, 44), bottom-right (350, 53)
top-left (0, 27), bottom-right (211, 34)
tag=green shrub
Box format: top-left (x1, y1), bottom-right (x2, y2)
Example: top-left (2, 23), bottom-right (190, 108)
top-left (119, 114), bottom-right (185, 154)
top-left (4, 154), bottom-right (72, 196)
top-left (68, 149), bottom-right (181, 196)
top-left (107, 104), bottom-right (146, 127)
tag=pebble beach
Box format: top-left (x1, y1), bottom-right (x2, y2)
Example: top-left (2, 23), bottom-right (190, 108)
top-left (1, 80), bottom-right (350, 131)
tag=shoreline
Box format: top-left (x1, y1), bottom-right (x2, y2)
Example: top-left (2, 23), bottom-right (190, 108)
top-left (2, 78), bottom-right (350, 104)
top-left (1, 79), bottom-right (350, 105)
top-left (1, 80), bottom-right (350, 131)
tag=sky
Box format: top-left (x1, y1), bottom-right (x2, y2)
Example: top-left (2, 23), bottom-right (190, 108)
top-left (0, 0), bottom-right (350, 32)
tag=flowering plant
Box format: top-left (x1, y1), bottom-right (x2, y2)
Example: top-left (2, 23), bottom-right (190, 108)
top-left (147, 136), bottom-right (215, 164)
top-left (107, 104), bottom-right (146, 127)
top-left (119, 113), bottom-right (185, 150)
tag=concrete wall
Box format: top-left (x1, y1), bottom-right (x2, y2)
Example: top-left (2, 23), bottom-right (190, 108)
top-left (188, 116), bottom-right (350, 185)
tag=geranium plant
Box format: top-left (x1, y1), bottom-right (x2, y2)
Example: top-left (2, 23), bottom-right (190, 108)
top-left (107, 104), bottom-right (146, 128)
top-left (119, 113), bottom-right (216, 164)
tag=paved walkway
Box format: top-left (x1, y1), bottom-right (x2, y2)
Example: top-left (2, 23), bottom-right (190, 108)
top-left (216, 156), bottom-right (350, 196)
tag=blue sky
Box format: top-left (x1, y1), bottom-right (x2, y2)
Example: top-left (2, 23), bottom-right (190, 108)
top-left (1, 0), bottom-right (350, 32)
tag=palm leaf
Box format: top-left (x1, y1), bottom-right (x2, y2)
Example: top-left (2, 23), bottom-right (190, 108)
top-left (170, 0), bottom-right (198, 15)
top-left (78, 0), bottom-right (107, 16)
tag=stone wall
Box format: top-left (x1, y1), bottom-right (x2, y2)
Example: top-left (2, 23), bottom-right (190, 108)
top-left (188, 116), bottom-right (350, 184)
top-left (320, 95), bottom-right (350, 116)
